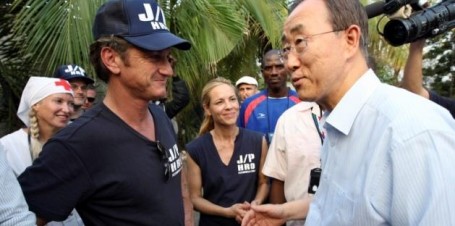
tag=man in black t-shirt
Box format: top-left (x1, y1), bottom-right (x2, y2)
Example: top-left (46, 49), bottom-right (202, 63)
top-left (18, 0), bottom-right (191, 225)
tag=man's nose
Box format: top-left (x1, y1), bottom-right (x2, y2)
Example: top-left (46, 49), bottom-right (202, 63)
top-left (285, 53), bottom-right (300, 72)
top-left (158, 61), bottom-right (174, 78)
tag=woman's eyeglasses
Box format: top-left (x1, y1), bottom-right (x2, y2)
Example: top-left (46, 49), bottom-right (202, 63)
top-left (156, 141), bottom-right (172, 181)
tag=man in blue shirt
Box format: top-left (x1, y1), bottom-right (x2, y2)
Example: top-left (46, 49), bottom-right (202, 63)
top-left (242, 0), bottom-right (455, 225)
top-left (238, 49), bottom-right (300, 144)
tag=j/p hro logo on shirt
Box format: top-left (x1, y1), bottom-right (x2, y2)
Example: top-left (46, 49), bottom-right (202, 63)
top-left (236, 154), bottom-right (256, 174)
top-left (167, 144), bottom-right (182, 177)
top-left (138, 3), bottom-right (169, 30)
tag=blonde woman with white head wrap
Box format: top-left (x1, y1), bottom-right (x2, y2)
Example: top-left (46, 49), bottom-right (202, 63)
top-left (0, 77), bottom-right (85, 226)
top-left (1, 76), bottom-right (74, 176)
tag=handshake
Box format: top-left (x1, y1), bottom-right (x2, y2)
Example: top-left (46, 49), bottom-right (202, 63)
top-left (241, 196), bottom-right (313, 226)
top-left (242, 168), bottom-right (320, 225)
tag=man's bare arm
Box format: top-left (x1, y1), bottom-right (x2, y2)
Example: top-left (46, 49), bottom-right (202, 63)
top-left (402, 39), bottom-right (429, 98)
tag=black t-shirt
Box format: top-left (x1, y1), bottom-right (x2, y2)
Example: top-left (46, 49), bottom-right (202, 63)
top-left (429, 90), bottom-right (455, 119)
top-left (19, 103), bottom-right (184, 226)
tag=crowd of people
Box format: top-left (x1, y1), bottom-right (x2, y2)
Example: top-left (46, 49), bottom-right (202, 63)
top-left (1, 0), bottom-right (454, 225)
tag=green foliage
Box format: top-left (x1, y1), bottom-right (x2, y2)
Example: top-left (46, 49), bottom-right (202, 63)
top-left (10, 0), bottom-right (103, 75)
top-left (423, 31), bottom-right (454, 98)
top-left (365, 0), bottom-right (409, 86)
top-left (3, 0), bottom-right (450, 142)
top-left (0, 1), bottom-right (38, 136)
top-left (163, 0), bottom-right (287, 145)
top-left (373, 57), bottom-right (398, 85)
top-left (1, 0), bottom-right (287, 144)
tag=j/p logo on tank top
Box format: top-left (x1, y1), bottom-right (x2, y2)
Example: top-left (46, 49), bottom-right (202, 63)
top-left (236, 154), bottom-right (256, 174)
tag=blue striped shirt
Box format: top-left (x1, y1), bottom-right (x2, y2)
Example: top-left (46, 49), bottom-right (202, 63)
top-left (305, 70), bottom-right (455, 226)
top-left (0, 144), bottom-right (36, 225)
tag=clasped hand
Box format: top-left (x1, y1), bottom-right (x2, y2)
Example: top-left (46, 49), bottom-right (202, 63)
top-left (241, 202), bottom-right (286, 226)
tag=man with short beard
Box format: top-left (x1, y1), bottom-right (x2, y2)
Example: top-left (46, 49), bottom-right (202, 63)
top-left (54, 64), bottom-right (94, 121)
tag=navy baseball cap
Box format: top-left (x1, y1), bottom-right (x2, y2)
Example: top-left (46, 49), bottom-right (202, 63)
top-left (93, 0), bottom-right (191, 51)
top-left (53, 64), bottom-right (94, 84)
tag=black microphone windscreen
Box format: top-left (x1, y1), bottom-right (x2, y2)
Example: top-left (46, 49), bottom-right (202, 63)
top-left (365, 1), bottom-right (386, 19)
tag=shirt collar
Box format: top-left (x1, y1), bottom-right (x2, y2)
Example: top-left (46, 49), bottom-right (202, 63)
top-left (294, 101), bottom-right (317, 112)
top-left (324, 69), bottom-right (380, 135)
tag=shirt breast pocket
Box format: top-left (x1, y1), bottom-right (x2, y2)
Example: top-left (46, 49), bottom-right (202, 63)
top-left (307, 182), bottom-right (355, 226)
top-left (333, 189), bottom-right (355, 225)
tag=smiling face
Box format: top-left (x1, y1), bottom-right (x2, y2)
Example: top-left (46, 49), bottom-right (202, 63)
top-left (33, 93), bottom-right (74, 129)
top-left (204, 83), bottom-right (240, 127)
top-left (119, 46), bottom-right (174, 101)
top-left (69, 79), bottom-right (88, 106)
top-left (283, 0), bottom-right (347, 109)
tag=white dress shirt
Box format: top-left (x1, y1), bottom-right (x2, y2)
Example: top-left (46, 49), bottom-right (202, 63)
top-left (305, 70), bottom-right (455, 226)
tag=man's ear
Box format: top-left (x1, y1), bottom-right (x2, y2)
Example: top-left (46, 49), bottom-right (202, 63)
top-left (344, 24), bottom-right (362, 57)
top-left (100, 47), bottom-right (121, 75)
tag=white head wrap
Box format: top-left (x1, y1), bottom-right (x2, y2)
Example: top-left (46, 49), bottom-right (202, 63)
top-left (17, 77), bottom-right (74, 126)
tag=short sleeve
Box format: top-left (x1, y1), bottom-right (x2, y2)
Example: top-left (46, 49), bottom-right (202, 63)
top-left (18, 140), bottom-right (91, 221)
top-left (262, 115), bottom-right (287, 180)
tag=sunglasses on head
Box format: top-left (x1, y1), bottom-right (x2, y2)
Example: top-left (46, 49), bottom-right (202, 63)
top-left (87, 97), bottom-right (95, 103)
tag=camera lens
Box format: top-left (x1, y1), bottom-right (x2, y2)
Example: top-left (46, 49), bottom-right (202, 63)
top-left (382, 1), bottom-right (455, 46)
top-left (384, 19), bottom-right (410, 46)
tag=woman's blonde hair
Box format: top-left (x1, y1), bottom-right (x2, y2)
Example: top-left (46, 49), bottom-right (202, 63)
top-left (28, 108), bottom-right (43, 160)
top-left (198, 77), bottom-right (238, 136)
